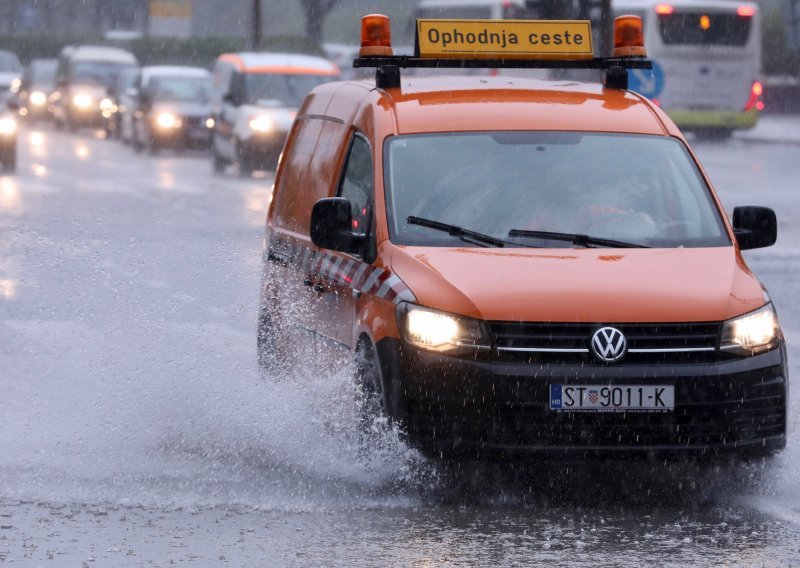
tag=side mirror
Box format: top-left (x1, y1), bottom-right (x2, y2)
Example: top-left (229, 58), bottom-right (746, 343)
top-left (310, 197), bottom-right (365, 254)
top-left (732, 206), bottom-right (777, 250)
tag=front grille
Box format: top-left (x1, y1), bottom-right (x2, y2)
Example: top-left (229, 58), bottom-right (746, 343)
top-left (489, 321), bottom-right (724, 364)
top-left (408, 391), bottom-right (786, 449)
top-left (183, 116), bottom-right (205, 128)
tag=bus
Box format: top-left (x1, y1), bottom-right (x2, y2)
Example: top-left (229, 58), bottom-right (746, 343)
top-left (617, 0), bottom-right (763, 138)
top-left (414, 0), bottom-right (763, 137)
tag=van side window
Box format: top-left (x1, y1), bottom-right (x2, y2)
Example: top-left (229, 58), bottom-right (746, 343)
top-left (338, 135), bottom-right (373, 238)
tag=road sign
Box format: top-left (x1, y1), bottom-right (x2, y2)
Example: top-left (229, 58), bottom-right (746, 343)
top-left (628, 59), bottom-right (664, 99)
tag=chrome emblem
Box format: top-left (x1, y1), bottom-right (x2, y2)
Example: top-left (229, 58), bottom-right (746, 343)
top-left (591, 327), bottom-right (627, 362)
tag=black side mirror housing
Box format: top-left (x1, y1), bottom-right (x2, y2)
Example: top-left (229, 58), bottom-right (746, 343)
top-left (732, 206), bottom-right (777, 250)
top-left (310, 197), bottom-right (365, 254)
top-left (223, 92), bottom-right (239, 106)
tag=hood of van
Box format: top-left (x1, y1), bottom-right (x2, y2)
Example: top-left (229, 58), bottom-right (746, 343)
top-left (389, 246), bottom-right (766, 323)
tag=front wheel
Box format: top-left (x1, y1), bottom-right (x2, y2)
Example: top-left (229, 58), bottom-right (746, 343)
top-left (355, 339), bottom-right (387, 420)
top-left (0, 144), bottom-right (16, 172)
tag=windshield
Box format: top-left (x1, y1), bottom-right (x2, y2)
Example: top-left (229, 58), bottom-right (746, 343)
top-left (658, 12), bottom-right (752, 46)
top-left (385, 132), bottom-right (730, 248)
top-left (70, 61), bottom-right (135, 87)
top-left (147, 76), bottom-right (211, 103)
top-left (0, 53), bottom-right (21, 72)
top-left (416, 6), bottom-right (493, 19)
top-left (30, 60), bottom-right (57, 85)
top-left (242, 73), bottom-right (333, 106)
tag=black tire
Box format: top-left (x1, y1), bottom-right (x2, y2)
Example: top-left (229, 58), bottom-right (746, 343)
top-left (237, 141), bottom-right (254, 177)
top-left (1, 144), bottom-right (16, 173)
top-left (212, 148), bottom-right (227, 174)
top-left (239, 154), bottom-right (254, 177)
top-left (355, 338), bottom-right (388, 422)
top-left (257, 300), bottom-right (289, 376)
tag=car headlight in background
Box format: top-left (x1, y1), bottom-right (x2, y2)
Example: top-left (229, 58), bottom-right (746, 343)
top-left (206, 117), bottom-right (215, 129)
top-left (248, 116), bottom-right (273, 133)
top-left (29, 91), bottom-right (47, 106)
top-left (156, 113), bottom-right (180, 129)
top-left (720, 303), bottom-right (781, 356)
top-left (72, 93), bottom-right (93, 109)
top-left (0, 116), bottom-right (17, 135)
top-left (398, 303), bottom-right (491, 354)
top-left (10, 78), bottom-right (21, 93)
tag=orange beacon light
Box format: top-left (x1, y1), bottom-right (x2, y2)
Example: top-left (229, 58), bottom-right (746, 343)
top-left (612, 15), bottom-right (647, 58)
top-left (360, 14), bottom-right (393, 57)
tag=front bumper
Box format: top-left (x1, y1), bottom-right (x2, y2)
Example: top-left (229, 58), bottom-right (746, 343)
top-left (666, 109), bottom-right (759, 131)
top-left (377, 338), bottom-right (787, 458)
top-left (238, 133), bottom-right (286, 168)
top-left (151, 123), bottom-right (212, 148)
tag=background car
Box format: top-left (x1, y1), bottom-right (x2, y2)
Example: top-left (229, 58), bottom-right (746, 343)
top-left (51, 45), bottom-right (138, 131)
top-left (15, 58), bottom-right (58, 122)
top-left (106, 67), bottom-right (138, 140)
top-left (0, 108), bottom-right (18, 172)
top-left (131, 67), bottom-right (213, 155)
top-left (210, 52), bottom-right (339, 175)
top-left (0, 50), bottom-right (23, 107)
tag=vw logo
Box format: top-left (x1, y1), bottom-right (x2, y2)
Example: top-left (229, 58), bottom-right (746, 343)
top-left (591, 327), bottom-right (627, 362)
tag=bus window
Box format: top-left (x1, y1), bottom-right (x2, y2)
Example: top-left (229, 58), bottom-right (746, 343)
top-left (658, 12), bottom-right (752, 46)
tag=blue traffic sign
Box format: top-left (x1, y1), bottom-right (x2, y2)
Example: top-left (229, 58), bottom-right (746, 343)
top-left (628, 60), bottom-right (665, 99)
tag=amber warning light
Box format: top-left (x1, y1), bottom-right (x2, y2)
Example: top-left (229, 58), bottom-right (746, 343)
top-left (360, 14), bottom-right (393, 57)
top-left (612, 15), bottom-right (647, 58)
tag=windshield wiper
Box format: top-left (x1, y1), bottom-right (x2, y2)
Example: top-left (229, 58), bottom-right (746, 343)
top-left (508, 229), bottom-right (650, 249)
top-left (407, 216), bottom-right (520, 248)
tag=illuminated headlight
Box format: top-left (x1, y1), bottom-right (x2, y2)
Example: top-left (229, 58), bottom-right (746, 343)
top-left (248, 116), bottom-right (273, 132)
top-left (72, 93), bottom-right (93, 109)
top-left (0, 116), bottom-right (16, 135)
top-left (398, 304), bottom-right (491, 354)
top-left (99, 98), bottom-right (114, 110)
top-left (10, 78), bottom-right (21, 93)
top-left (29, 91), bottom-right (47, 106)
top-left (206, 117), bottom-right (215, 129)
top-left (720, 303), bottom-right (781, 356)
top-left (156, 113), bottom-right (180, 129)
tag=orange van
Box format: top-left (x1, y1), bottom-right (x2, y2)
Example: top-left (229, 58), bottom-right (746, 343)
top-left (258, 15), bottom-right (786, 458)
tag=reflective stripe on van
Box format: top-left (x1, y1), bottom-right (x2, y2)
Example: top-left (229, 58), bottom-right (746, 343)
top-left (270, 233), bottom-right (416, 304)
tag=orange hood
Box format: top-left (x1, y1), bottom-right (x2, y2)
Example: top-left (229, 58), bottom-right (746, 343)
top-left (389, 246), bottom-right (766, 323)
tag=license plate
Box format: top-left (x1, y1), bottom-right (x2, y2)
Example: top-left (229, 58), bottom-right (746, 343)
top-left (549, 384), bottom-right (674, 412)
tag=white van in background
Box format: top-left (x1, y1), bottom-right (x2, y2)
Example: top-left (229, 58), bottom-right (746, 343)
top-left (210, 52), bottom-right (339, 176)
top-left (52, 45), bottom-right (138, 131)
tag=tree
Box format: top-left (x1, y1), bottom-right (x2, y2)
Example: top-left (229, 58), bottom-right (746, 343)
top-left (300, 0), bottom-right (339, 47)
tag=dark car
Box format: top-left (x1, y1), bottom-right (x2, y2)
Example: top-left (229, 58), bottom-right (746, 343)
top-left (0, 108), bottom-right (18, 172)
top-left (0, 50), bottom-right (22, 106)
top-left (16, 58), bottom-right (57, 121)
top-left (132, 69), bottom-right (213, 155)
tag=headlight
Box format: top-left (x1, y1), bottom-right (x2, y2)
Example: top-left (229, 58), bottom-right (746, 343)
top-left (206, 117), bottom-right (215, 129)
top-left (398, 304), bottom-right (491, 354)
top-left (29, 91), bottom-right (47, 106)
top-left (72, 93), bottom-right (93, 109)
top-left (249, 116), bottom-right (273, 133)
top-left (0, 116), bottom-right (16, 135)
top-left (10, 78), bottom-right (21, 93)
top-left (720, 303), bottom-right (781, 356)
top-left (156, 113), bottom-right (180, 129)
top-left (99, 98), bottom-right (114, 111)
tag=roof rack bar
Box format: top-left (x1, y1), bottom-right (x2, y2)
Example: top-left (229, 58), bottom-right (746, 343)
top-left (354, 56), bottom-right (652, 70)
